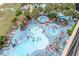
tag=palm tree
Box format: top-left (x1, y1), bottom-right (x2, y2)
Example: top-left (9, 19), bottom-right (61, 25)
top-left (37, 6), bottom-right (43, 12)
top-left (19, 21), bottom-right (25, 30)
top-left (24, 10), bottom-right (32, 20)
top-left (30, 8), bottom-right (39, 19)
top-left (17, 14), bottom-right (26, 30)
top-left (15, 9), bottom-right (22, 16)
top-left (44, 4), bottom-right (53, 14)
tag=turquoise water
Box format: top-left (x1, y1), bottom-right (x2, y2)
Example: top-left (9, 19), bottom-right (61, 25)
top-left (1, 16), bottom-right (76, 56)
top-left (10, 23), bottom-right (61, 56)
top-left (12, 27), bottom-right (49, 56)
top-left (7, 20), bottom-right (50, 56)
top-left (45, 23), bottom-right (61, 38)
top-left (37, 16), bottom-right (49, 23)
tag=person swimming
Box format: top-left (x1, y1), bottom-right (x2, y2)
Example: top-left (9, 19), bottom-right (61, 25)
top-left (12, 44), bottom-right (16, 47)
top-left (27, 36), bottom-right (30, 39)
top-left (32, 39), bottom-right (34, 42)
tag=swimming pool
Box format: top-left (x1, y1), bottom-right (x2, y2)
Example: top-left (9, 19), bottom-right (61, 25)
top-left (12, 27), bottom-right (49, 56)
top-left (1, 16), bottom-right (75, 56)
top-left (9, 21), bottom-right (63, 56)
top-left (37, 16), bottom-right (49, 23)
top-left (46, 23), bottom-right (61, 38)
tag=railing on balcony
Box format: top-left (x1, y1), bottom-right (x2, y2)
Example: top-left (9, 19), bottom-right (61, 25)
top-left (62, 20), bottom-right (79, 56)
top-left (67, 28), bottom-right (79, 56)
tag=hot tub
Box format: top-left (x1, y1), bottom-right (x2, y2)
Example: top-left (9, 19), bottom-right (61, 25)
top-left (37, 16), bottom-right (49, 23)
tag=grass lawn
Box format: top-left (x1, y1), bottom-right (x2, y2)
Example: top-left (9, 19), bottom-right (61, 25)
top-left (0, 3), bottom-right (21, 36)
top-left (0, 11), bottom-right (14, 36)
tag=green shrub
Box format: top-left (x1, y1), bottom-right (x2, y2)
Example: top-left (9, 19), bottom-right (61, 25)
top-left (67, 29), bottom-right (72, 35)
top-left (67, 23), bottom-right (76, 35)
top-left (19, 21), bottom-right (25, 30)
top-left (47, 12), bottom-right (57, 18)
top-left (38, 6), bottom-right (43, 12)
top-left (0, 35), bottom-right (7, 44)
top-left (12, 17), bottom-right (17, 23)
top-left (71, 23), bottom-right (76, 32)
top-left (21, 3), bottom-right (27, 7)
top-left (31, 8), bottom-right (39, 19)
top-left (25, 15), bottom-right (31, 20)
top-left (15, 9), bottom-right (22, 16)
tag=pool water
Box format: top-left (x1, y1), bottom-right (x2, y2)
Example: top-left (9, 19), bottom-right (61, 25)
top-left (46, 23), bottom-right (61, 38)
top-left (37, 16), bottom-right (49, 23)
top-left (6, 20), bottom-right (50, 56)
top-left (1, 16), bottom-right (76, 56)
top-left (12, 28), bottom-right (49, 56)
top-left (6, 19), bottom-right (62, 56)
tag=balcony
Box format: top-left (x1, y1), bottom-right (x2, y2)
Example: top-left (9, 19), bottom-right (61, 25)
top-left (62, 20), bottom-right (79, 56)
